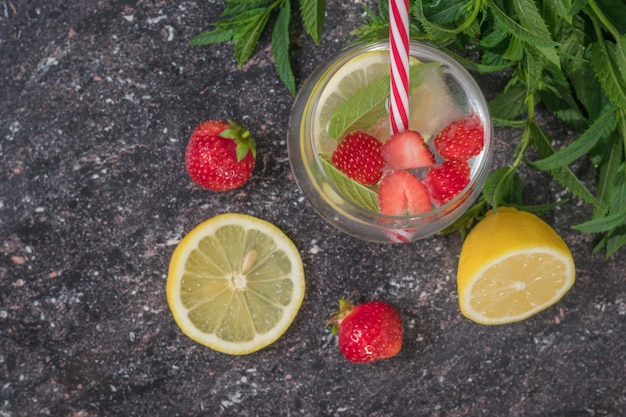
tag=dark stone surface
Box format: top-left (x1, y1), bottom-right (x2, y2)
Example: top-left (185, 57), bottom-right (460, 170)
top-left (1, 1), bottom-right (624, 416)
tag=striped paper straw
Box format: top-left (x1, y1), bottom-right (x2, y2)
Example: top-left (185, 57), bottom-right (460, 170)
top-left (389, 0), bottom-right (410, 135)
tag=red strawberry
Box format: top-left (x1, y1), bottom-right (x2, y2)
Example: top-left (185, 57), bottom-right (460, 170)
top-left (381, 130), bottom-right (435, 170)
top-left (185, 119), bottom-right (256, 191)
top-left (331, 131), bottom-right (384, 186)
top-left (328, 298), bottom-right (403, 363)
top-left (423, 159), bottom-right (471, 206)
top-left (433, 114), bottom-right (484, 160)
top-left (378, 170), bottom-right (431, 216)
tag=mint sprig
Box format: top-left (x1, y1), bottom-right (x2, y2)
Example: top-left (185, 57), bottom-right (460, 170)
top-left (190, 0), bottom-right (326, 96)
top-left (353, 0), bottom-right (626, 257)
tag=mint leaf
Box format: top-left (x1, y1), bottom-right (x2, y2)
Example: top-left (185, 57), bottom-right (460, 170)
top-left (189, 28), bottom-right (235, 45)
top-left (327, 62), bottom-right (442, 140)
top-left (272, 1), bottom-right (296, 95)
top-left (591, 37), bottom-right (626, 109)
top-left (531, 105), bottom-right (617, 170)
top-left (489, 84), bottom-right (527, 122)
top-left (233, 9), bottom-right (272, 66)
top-left (327, 74), bottom-right (389, 140)
top-left (487, 0), bottom-right (558, 47)
top-left (300, 0), bottom-right (326, 44)
top-left (413, 0), bottom-right (455, 43)
top-left (572, 207), bottom-right (626, 233)
top-left (481, 166), bottom-right (523, 208)
top-left (594, 0), bottom-right (626, 33)
top-left (524, 44), bottom-right (545, 95)
top-left (318, 154), bottom-right (379, 212)
top-left (529, 120), bottom-right (600, 207)
top-left (512, 0), bottom-right (560, 68)
top-left (503, 35), bottom-right (524, 61)
top-left (594, 131), bottom-right (624, 218)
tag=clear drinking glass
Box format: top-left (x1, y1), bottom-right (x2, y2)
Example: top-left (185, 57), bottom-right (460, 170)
top-left (287, 40), bottom-right (493, 243)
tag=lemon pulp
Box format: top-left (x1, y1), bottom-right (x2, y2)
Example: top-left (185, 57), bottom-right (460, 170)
top-left (457, 207), bottom-right (575, 325)
top-left (167, 213), bottom-right (305, 354)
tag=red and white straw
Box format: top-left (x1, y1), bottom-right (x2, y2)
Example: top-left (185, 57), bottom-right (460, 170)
top-left (389, 0), bottom-right (410, 135)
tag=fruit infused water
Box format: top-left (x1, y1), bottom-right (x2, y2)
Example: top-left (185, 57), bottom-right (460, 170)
top-left (315, 49), bottom-right (483, 214)
top-left (288, 41), bottom-right (492, 243)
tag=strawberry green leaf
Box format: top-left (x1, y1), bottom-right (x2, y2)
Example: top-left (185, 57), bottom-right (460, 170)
top-left (299, 0), bottom-right (326, 44)
top-left (222, 119), bottom-right (256, 160)
top-left (272, 1), bottom-right (296, 96)
top-left (318, 154), bottom-right (379, 212)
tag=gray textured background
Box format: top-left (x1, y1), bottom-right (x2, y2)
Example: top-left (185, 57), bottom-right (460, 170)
top-left (1, 1), bottom-right (624, 416)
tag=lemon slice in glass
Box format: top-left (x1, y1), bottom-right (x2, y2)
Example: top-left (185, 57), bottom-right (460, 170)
top-left (167, 213), bottom-right (305, 354)
top-left (457, 207), bottom-right (575, 325)
top-left (313, 50), bottom-right (390, 154)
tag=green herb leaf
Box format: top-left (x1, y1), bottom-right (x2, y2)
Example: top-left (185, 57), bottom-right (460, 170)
top-left (189, 28), bottom-right (236, 45)
top-left (591, 35), bottom-right (626, 109)
top-left (191, 0), bottom-right (329, 93)
top-left (481, 166), bottom-right (523, 208)
top-left (486, 0), bottom-right (558, 47)
top-left (300, 0), bottom-right (326, 44)
top-left (327, 62), bottom-right (442, 139)
top-left (594, 130), bottom-right (624, 218)
top-left (318, 154), bottom-right (379, 212)
top-left (529, 120), bottom-right (600, 208)
top-left (272, 1), bottom-right (296, 96)
top-left (489, 84), bottom-right (527, 122)
top-left (327, 73), bottom-right (389, 140)
top-left (531, 105), bottom-right (617, 170)
top-left (233, 8), bottom-right (272, 66)
top-left (572, 207), bottom-right (626, 233)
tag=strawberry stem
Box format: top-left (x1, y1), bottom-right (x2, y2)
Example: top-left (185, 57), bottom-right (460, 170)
top-left (326, 297), bottom-right (355, 335)
top-left (221, 119), bottom-right (257, 161)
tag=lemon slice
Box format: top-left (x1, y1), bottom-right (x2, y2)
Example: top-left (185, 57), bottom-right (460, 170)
top-left (457, 207), bottom-right (575, 325)
top-left (313, 50), bottom-right (390, 154)
top-left (167, 213), bottom-right (305, 354)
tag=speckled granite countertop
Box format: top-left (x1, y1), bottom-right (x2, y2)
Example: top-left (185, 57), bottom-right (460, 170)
top-left (1, 1), bottom-right (625, 416)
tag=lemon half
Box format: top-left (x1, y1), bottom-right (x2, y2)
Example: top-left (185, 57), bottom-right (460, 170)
top-left (457, 207), bottom-right (575, 325)
top-left (167, 213), bottom-right (305, 354)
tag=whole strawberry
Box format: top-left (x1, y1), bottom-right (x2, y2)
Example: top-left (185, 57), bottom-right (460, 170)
top-left (328, 298), bottom-right (403, 363)
top-left (433, 114), bottom-right (484, 160)
top-left (331, 131), bottom-right (384, 186)
top-left (423, 159), bottom-right (471, 206)
top-left (185, 119), bottom-right (256, 191)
